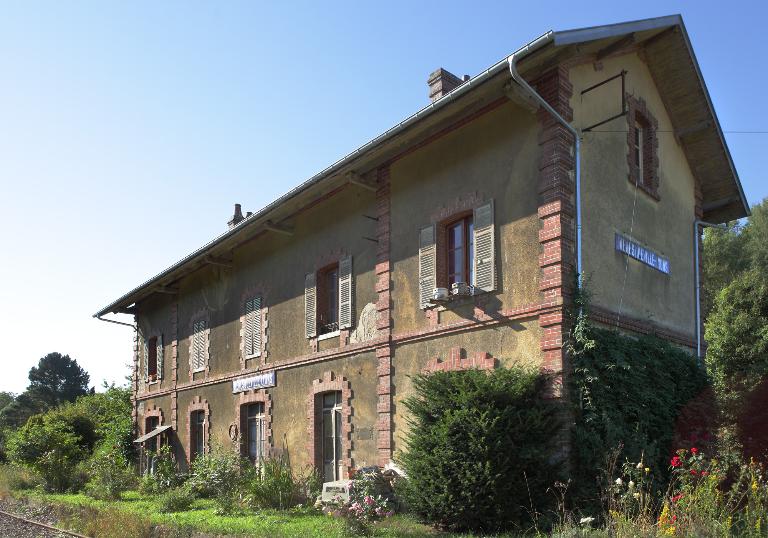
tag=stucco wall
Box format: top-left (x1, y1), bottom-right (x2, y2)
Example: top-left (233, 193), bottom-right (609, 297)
top-left (389, 100), bottom-right (542, 334)
top-left (572, 52), bottom-right (697, 338)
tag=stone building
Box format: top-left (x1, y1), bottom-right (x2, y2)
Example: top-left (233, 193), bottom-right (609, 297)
top-left (95, 15), bottom-right (748, 481)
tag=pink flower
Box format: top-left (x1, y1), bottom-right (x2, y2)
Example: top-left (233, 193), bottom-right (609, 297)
top-left (364, 495), bottom-right (375, 506)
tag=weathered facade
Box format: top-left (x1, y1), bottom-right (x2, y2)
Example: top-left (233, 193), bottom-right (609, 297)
top-left (96, 16), bottom-right (748, 480)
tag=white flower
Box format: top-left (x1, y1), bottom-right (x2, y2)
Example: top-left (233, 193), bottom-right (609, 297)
top-left (615, 478), bottom-right (623, 486)
top-left (579, 516), bottom-right (595, 526)
top-left (628, 481), bottom-right (636, 489)
top-left (633, 492), bottom-right (640, 499)
top-left (636, 462), bottom-right (644, 470)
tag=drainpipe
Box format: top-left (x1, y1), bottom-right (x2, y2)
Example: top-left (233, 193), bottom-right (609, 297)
top-left (507, 35), bottom-right (583, 289)
top-left (694, 219), bottom-right (727, 363)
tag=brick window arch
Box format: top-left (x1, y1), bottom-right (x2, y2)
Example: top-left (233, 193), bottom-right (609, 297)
top-left (187, 396), bottom-right (210, 463)
top-left (234, 389), bottom-right (272, 461)
top-left (307, 372), bottom-right (352, 480)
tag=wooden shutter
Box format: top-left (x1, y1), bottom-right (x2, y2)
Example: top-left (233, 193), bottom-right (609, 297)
top-left (338, 256), bottom-right (353, 330)
top-left (245, 297), bottom-right (262, 357)
top-left (142, 337), bottom-right (149, 382)
top-left (156, 334), bottom-right (164, 380)
top-left (305, 273), bottom-right (317, 338)
top-left (418, 225), bottom-right (436, 309)
top-left (473, 200), bottom-right (496, 292)
top-left (192, 320), bottom-right (206, 371)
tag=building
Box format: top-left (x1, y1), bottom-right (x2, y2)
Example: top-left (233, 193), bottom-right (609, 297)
top-left (95, 15), bottom-right (748, 481)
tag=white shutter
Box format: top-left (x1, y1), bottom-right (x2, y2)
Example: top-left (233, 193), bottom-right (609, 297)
top-left (192, 320), bottom-right (206, 371)
top-left (142, 337), bottom-right (149, 382)
top-left (305, 273), bottom-right (317, 338)
top-left (245, 297), bottom-right (262, 357)
top-left (418, 225), bottom-right (436, 309)
top-left (338, 256), bottom-right (353, 329)
top-left (156, 334), bottom-right (164, 380)
top-left (473, 200), bottom-right (496, 292)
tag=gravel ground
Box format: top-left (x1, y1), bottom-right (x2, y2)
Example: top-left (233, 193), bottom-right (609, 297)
top-left (0, 499), bottom-right (75, 538)
top-left (0, 510), bottom-right (72, 537)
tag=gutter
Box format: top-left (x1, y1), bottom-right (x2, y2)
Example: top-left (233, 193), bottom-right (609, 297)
top-left (694, 219), bottom-right (727, 363)
top-left (94, 33), bottom-right (555, 319)
top-left (507, 34), bottom-right (583, 286)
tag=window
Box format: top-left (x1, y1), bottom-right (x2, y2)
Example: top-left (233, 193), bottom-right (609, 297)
top-left (317, 264), bottom-right (339, 335)
top-left (147, 337), bottom-right (158, 380)
top-left (321, 391), bottom-right (343, 482)
top-left (190, 410), bottom-right (205, 460)
top-left (626, 96), bottom-right (658, 199)
top-left (633, 120), bottom-right (644, 184)
top-left (446, 215), bottom-right (474, 287)
top-left (191, 320), bottom-right (207, 372)
top-left (243, 403), bottom-right (265, 463)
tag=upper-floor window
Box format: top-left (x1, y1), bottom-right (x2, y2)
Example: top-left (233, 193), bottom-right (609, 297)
top-left (446, 214), bottom-right (474, 287)
top-left (627, 95), bottom-right (659, 200)
top-left (191, 320), bottom-right (207, 372)
top-left (317, 264), bottom-right (339, 335)
top-left (147, 336), bottom-right (158, 380)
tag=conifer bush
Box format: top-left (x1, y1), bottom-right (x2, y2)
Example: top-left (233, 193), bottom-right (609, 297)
top-left (397, 366), bottom-right (562, 532)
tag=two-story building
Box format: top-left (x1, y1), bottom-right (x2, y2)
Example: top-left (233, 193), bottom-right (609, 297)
top-left (96, 15), bottom-right (748, 481)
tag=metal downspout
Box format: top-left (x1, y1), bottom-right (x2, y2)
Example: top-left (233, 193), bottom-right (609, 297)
top-left (507, 35), bottom-right (583, 290)
top-left (694, 219), bottom-right (726, 363)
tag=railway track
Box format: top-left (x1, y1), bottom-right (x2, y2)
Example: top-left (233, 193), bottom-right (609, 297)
top-left (0, 508), bottom-right (88, 537)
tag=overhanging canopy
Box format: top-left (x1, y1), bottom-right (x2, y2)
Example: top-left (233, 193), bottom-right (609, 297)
top-left (133, 425), bottom-right (172, 444)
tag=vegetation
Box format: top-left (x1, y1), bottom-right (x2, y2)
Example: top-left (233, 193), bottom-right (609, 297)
top-left (397, 366), bottom-right (562, 533)
top-left (569, 326), bottom-right (709, 503)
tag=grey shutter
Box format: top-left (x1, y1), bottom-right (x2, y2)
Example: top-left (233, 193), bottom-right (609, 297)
top-left (338, 256), bottom-right (353, 330)
top-left (192, 320), bottom-right (206, 371)
top-left (473, 200), bottom-right (496, 292)
top-left (142, 337), bottom-right (149, 382)
top-left (305, 273), bottom-right (317, 338)
top-left (246, 297), bottom-right (263, 357)
top-left (418, 225), bottom-right (436, 309)
top-left (156, 334), bottom-right (164, 380)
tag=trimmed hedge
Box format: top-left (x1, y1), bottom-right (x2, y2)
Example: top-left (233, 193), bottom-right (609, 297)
top-left (397, 366), bottom-right (562, 532)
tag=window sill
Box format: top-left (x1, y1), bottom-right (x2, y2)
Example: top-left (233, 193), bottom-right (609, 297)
top-left (245, 353), bottom-right (262, 360)
top-left (317, 330), bottom-right (341, 341)
top-left (424, 289), bottom-right (485, 310)
top-left (192, 367), bottom-right (206, 374)
top-left (146, 379), bottom-right (159, 386)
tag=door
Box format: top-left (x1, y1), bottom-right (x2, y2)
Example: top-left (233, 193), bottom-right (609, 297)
top-left (321, 391), bottom-right (342, 482)
top-left (246, 403), bottom-right (265, 463)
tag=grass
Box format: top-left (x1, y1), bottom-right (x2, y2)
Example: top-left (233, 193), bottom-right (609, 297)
top-left (18, 490), bottom-right (451, 537)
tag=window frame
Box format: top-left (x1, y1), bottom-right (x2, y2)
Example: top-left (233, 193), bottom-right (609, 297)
top-left (316, 263), bottom-right (340, 336)
top-left (147, 336), bottom-right (158, 381)
top-left (190, 410), bottom-right (206, 461)
top-left (320, 391), bottom-right (343, 482)
top-left (242, 402), bottom-right (266, 464)
top-left (444, 212), bottom-right (474, 288)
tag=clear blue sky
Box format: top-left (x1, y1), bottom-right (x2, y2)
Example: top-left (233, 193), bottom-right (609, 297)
top-left (0, 1), bottom-right (765, 393)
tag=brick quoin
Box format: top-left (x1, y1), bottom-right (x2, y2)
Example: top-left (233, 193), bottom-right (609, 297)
top-left (532, 65), bottom-right (575, 408)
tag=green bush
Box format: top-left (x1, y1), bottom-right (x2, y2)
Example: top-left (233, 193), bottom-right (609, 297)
top-left (188, 446), bottom-right (247, 514)
top-left (245, 456), bottom-right (305, 510)
top-left (7, 415), bottom-right (86, 492)
top-left (84, 446), bottom-right (136, 500)
top-left (570, 326), bottom-right (709, 503)
top-left (0, 464), bottom-right (43, 491)
top-left (397, 366), bottom-right (562, 532)
top-left (138, 446), bottom-right (184, 495)
top-left (158, 484), bottom-right (197, 513)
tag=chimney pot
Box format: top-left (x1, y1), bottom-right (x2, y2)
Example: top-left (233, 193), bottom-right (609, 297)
top-left (427, 67), bottom-right (466, 102)
top-left (228, 203), bottom-right (245, 229)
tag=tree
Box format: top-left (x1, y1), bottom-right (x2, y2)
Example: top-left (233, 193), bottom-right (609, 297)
top-left (26, 352), bottom-right (90, 409)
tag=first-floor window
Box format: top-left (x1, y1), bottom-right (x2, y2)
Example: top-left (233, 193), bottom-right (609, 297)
top-left (147, 337), bottom-right (158, 380)
top-left (317, 264), bottom-right (339, 335)
top-left (191, 410), bottom-right (205, 460)
top-left (446, 214), bottom-right (474, 287)
top-left (145, 416), bottom-right (160, 474)
top-left (321, 391), bottom-right (342, 482)
top-left (243, 403), bottom-right (265, 463)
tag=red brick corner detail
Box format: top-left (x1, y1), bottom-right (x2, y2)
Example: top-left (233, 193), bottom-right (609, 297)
top-left (142, 404), bottom-right (164, 433)
top-left (307, 371), bottom-right (353, 479)
top-left (423, 347), bottom-right (496, 373)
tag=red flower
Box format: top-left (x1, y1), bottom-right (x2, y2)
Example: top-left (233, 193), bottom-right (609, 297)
top-left (690, 469), bottom-right (698, 476)
top-left (702, 471), bottom-right (710, 477)
top-left (671, 456), bottom-right (682, 468)
top-left (672, 494), bottom-right (684, 503)
top-left (691, 447), bottom-right (699, 455)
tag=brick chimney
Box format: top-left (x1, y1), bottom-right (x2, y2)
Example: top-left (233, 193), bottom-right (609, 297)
top-left (428, 68), bottom-right (469, 102)
top-left (228, 203), bottom-right (245, 229)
